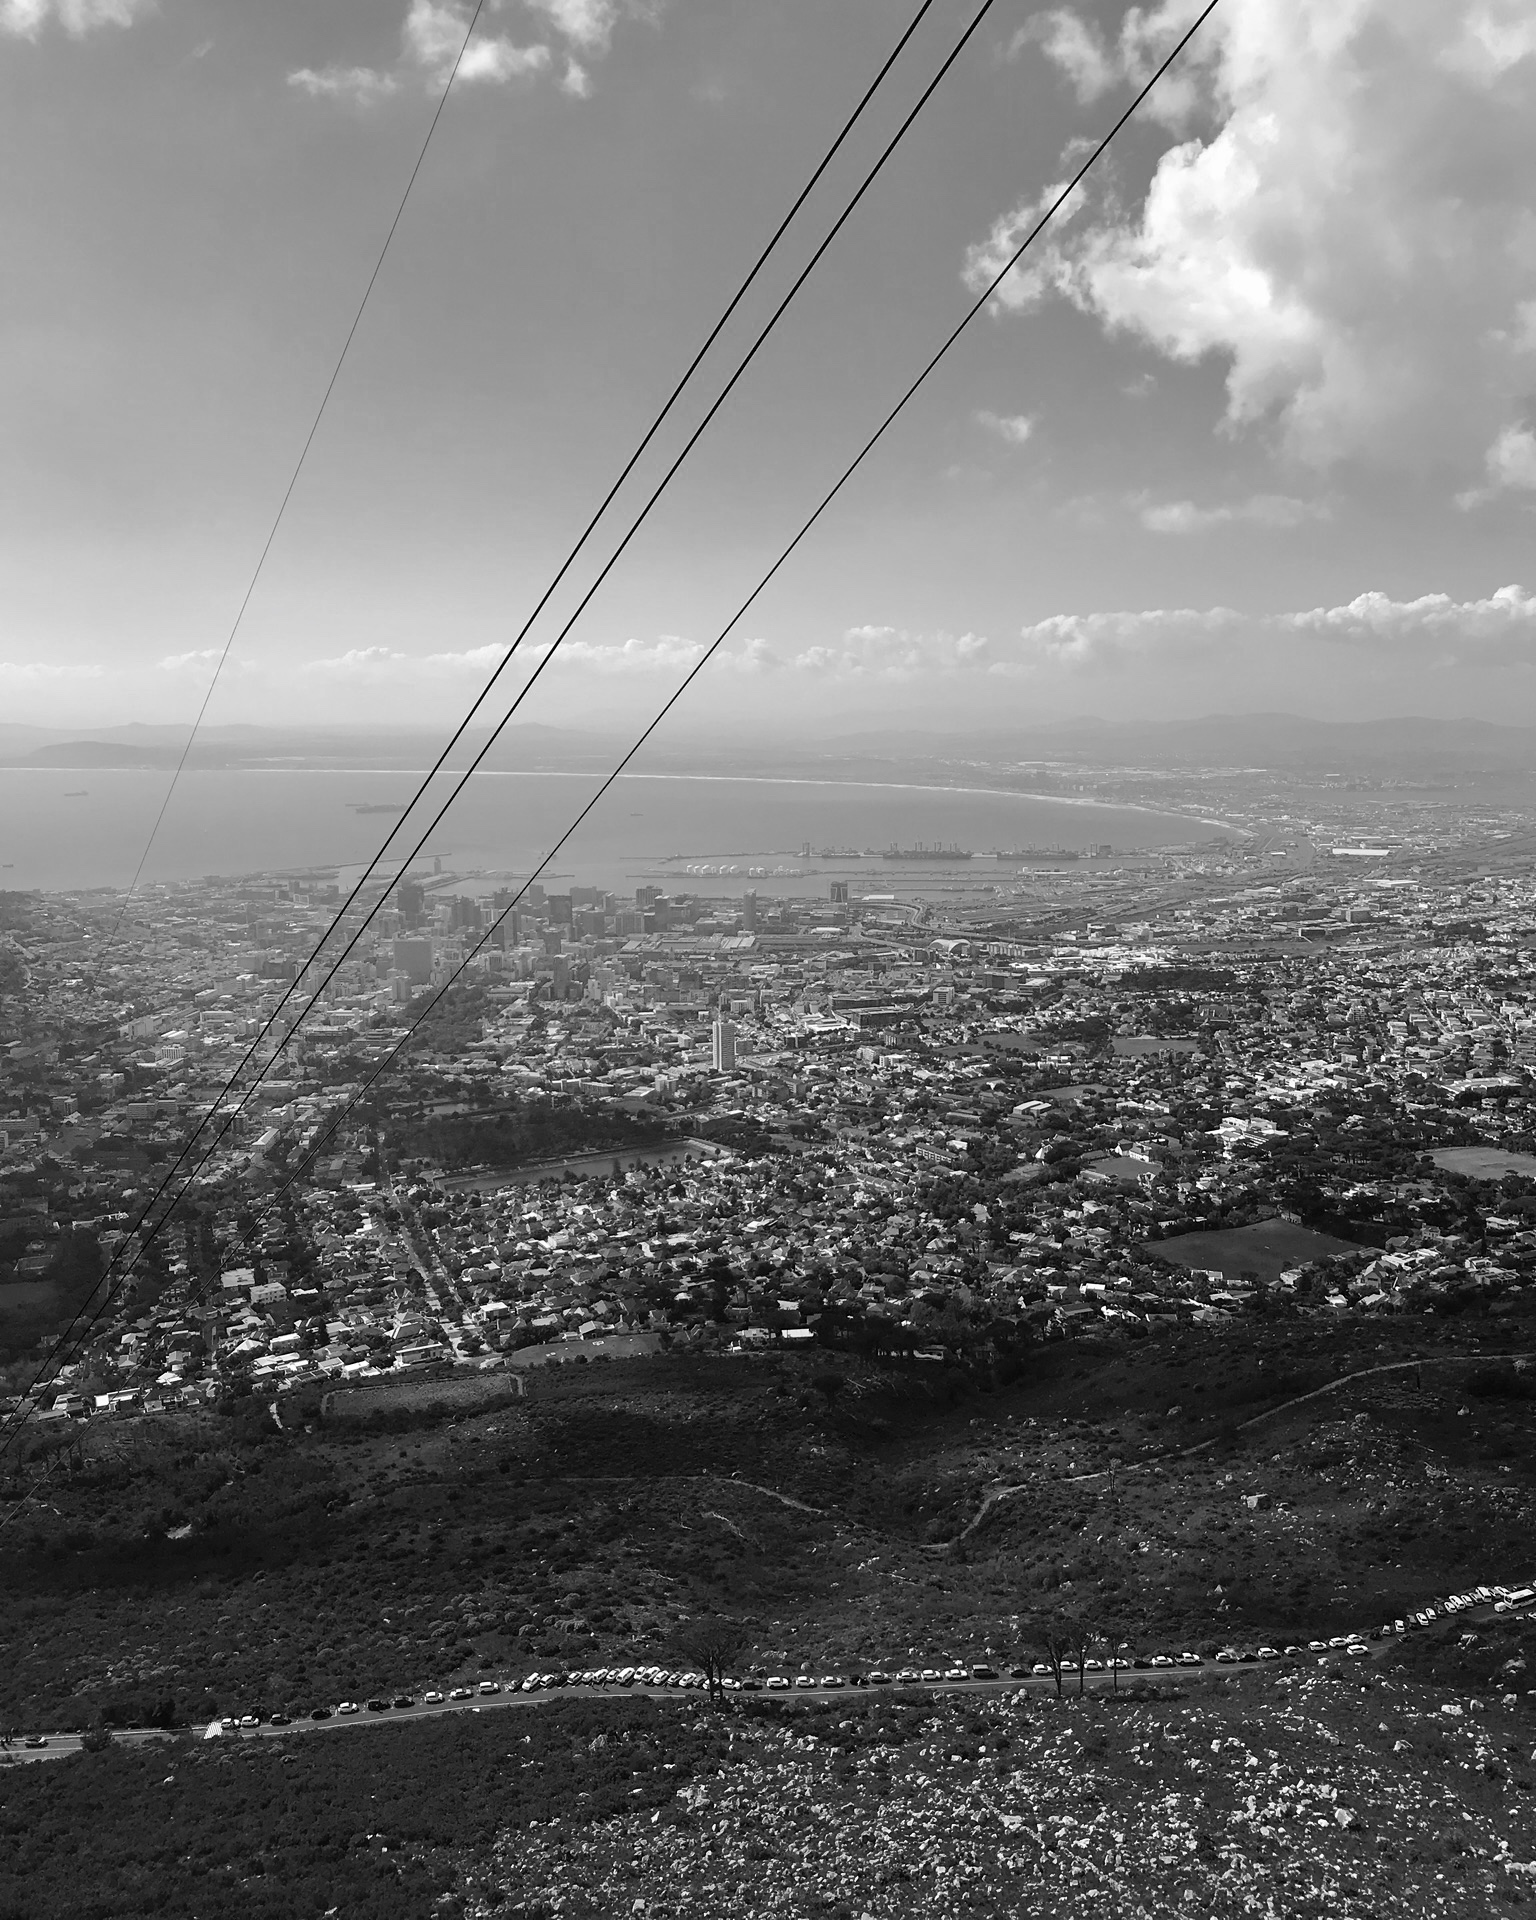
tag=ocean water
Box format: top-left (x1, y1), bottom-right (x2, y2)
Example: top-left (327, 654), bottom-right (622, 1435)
top-left (0, 767), bottom-right (1223, 896)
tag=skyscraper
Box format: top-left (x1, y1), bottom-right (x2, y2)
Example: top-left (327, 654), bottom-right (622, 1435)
top-left (712, 1016), bottom-right (736, 1073)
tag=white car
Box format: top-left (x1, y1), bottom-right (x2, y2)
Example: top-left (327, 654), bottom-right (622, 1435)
top-left (1177, 1653), bottom-right (1202, 1667)
top-left (1151, 1655), bottom-right (1175, 1670)
top-left (1346, 1643), bottom-right (1369, 1657)
top-left (866, 1671), bottom-right (892, 1685)
top-left (766, 1677), bottom-right (789, 1690)
top-left (423, 1691), bottom-right (444, 1705)
top-left (448, 1687), bottom-right (473, 1701)
top-left (337, 1701), bottom-right (359, 1715)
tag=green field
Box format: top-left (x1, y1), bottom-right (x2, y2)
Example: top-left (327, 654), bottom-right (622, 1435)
top-left (1432, 1146), bottom-right (1536, 1179)
top-left (1143, 1215), bottom-right (1363, 1283)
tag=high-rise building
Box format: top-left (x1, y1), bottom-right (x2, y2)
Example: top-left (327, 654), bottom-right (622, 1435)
top-left (830, 881), bottom-right (849, 906)
top-left (712, 1016), bottom-right (736, 1073)
top-left (392, 937), bottom-right (433, 986)
top-left (742, 890), bottom-right (757, 932)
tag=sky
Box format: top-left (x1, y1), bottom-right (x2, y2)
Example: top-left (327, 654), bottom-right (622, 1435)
top-left (2, 0), bottom-right (1535, 738)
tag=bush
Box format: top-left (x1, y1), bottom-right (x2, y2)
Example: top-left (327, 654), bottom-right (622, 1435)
top-left (1466, 1363), bottom-right (1533, 1400)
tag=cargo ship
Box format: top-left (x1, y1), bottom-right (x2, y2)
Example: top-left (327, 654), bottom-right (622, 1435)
top-left (350, 803), bottom-right (410, 816)
top-left (882, 843), bottom-right (973, 860)
top-left (991, 847), bottom-right (1079, 862)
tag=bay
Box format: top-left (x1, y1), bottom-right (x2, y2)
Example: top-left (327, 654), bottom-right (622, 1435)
top-left (0, 767), bottom-right (1224, 895)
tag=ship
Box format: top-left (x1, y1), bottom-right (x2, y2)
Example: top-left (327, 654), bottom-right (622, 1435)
top-left (818, 847), bottom-right (866, 860)
top-left (64, 790), bottom-right (88, 798)
top-left (350, 803), bottom-right (410, 816)
top-left (991, 847), bottom-right (1079, 862)
top-left (882, 843), bottom-right (973, 860)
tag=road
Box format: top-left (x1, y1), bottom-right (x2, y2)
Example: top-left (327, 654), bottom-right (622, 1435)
top-left (8, 1592), bottom-right (1531, 1767)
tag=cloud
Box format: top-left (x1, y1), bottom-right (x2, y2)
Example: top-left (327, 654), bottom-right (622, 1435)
top-left (788, 627), bottom-right (995, 678)
top-left (288, 65), bottom-right (401, 108)
top-left (0, 0), bottom-right (153, 36)
top-left (158, 648), bottom-right (224, 670)
top-left (1140, 492), bottom-right (1329, 533)
top-left (524, 0), bottom-right (661, 56)
top-left (555, 636), bottom-right (704, 674)
top-left (1015, 603), bottom-right (1243, 670)
top-left (1284, 583), bottom-right (1536, 657)
top-left (287, 0), bottom-right (657, 105)
top-left (1485, 424), bottom-right (1536, 492)
top-left (404, 1), bottom-right (548, 84)
top-left (974, 1), bottom-right (1536, 482)
top-left (291, 1), bottom-right (554, 105)
top-left (975, 409), bottom-right (1035, 446)
top-left (1013, 583), bottom-right (1536, 672)
top-left (0, 658), bottom-right (105, 682)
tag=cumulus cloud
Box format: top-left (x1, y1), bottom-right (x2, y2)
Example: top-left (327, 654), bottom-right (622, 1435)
top-left (1016, 603), bottom-right (1243, 670)
top-left (525, 0), bottom-right (662, 55)
top-left (975, 409), bottom-right (1036, 446)
top-left (404, 0), bottom-right (548, 84)
top-left (1485, 425), bottom-right (1536, 492)
top-left (789, 627), bottom-right (994, 677)
top-left (290, 0), bottom-right (655, 105)
top-left (0, 0), bottom-right (152, 36)
top-left (288, 65), bottom-right (401, 108)
top-left (974, 1), bottom-right (1536, 484)
top-left (1140, 492), bottom-right (1329, 533)
top-left (158, 648), bottom-right (224, 670)
top-left (556, 636), bottom-right (703, 674)
top-left (1013, 583), bottom-right (1536, 671)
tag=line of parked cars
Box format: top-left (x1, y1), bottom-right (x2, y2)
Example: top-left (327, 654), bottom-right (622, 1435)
top-left (198, 1583), bottom-right (1536, 1736)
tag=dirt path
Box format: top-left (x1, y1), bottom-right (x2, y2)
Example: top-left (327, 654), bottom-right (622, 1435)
top-left (944, 1348), bottom-right (1535, 1546)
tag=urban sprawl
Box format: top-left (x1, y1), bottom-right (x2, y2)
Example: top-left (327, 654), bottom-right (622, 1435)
top-left (6, 815), bottom-right (1536, 1424)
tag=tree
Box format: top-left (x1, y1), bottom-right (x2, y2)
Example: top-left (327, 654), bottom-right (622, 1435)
top-left (811, 1371), bottom-right (845, 1410)
top-left (1039, 1609), bottom-right (1094, 1698)
top-left (674, 1618), bottom-right (747, 1708)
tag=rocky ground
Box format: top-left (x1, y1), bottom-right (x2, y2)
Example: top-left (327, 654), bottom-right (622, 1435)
top-left (466, 1667), bottom-right (1536, 1919)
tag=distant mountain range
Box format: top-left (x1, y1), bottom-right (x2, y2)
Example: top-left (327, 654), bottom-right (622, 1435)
top-left (3, 713), bottom-right (1534, 778)
top-left (0, 721), bottom-right (616, 773)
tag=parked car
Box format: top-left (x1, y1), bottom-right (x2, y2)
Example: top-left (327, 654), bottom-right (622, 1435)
top-left (970, 1664), bottom-right (998, 1680)
top-left (423, 1691), bottom-right (444, 1705)
top-left (309, 1706), bottom-right (333, 1720)
top-left (766, 1677), bottom-right (789, 1690)
top-left (269, 1712), bottom-right (291, 1726)
top-left (867, 1672), bottom-right (892, 1685)
top-left (448, 1687), bottom-right (473, 1701)
top-left (366, 1699), bottom-right (391, 1713)
top-left (478, 1681), bottom-right (501, 1695)
top-left (337, 1701), bottom-right (359, 1715)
